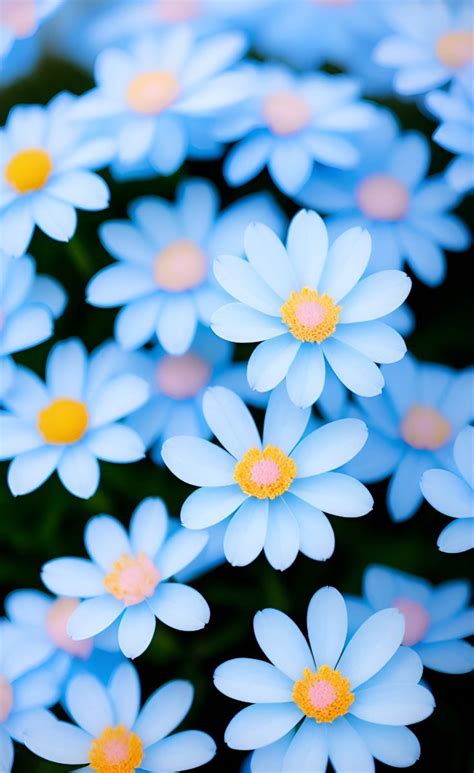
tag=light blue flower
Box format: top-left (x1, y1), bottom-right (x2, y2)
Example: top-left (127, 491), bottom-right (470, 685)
top-left (298, 111), bottom-right (470, 286)
top-left (217, 64), bottom-right (377, 196)
top-left (342, 354), bottom-right (474, 523)
top-left (421, 425), bottom-right (474, 554)
top-left (212, 209), bottom-right (411, 407)
top-left (214, 586), bottom-right (434, 771)
top-left (345, 565), bottom-right (474, 675)
top-left (41, 497), bottom-right (211, 659)
top-left (0, 0), bottom-right (64, 84)
top-left (87, 182), bottom-right (285, 355)
top-left (162, 384), bottom-right (372, 570)
top-left (0, 93), bottom-right (113, 257)
top-left (23, 661), bottom-right (216, 771)
top-left (374, 1), bottom-right (473, 96)
top-left (0, 337), bottom-right (148, 498)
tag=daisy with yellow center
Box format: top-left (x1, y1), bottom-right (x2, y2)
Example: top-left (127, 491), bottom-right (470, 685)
top-left (292, 665), bottom-right (354, 723)
top-left (281, 287), bottom-right (342, 343)
top-left (88, 725), bottom-right (143, 773)
top-left (5, 148), bottom-right (53, 194)
top-left (234, 445), bottom-right (297, 499)
top-left (104, 552), bottom-right (160, 606)
top-left (37, 398), bottom-right (89, 445)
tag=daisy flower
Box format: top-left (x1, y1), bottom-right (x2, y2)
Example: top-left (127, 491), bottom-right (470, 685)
top-left (87, 182), bottom-right (285, 355)
top-left (298, 111), bottom-right (470, 286)
top-left (0, 92), bottom-right (113, 257)
top-left (342, 354), bottom-right (474, 523)
top-left (23, 662), bottom-right (216, 771)
top-left (211, 209), bottom-right (411, 408)
top-left (217, 64), bottom-right (377, 196)
top-left (41, 497), bottom-right (211, 659)
top-left (162, 384), bottom-right (372, 570)
top-left (0, 0), bottom-right (64, 84)
top-left (346, 565), bottom-right (474, 675)
top-left (421, 425), bottom-right (474, 554)
top-left (215, 586), bottom-right (435, 771)
top-left (0, 338), bottom-right (149, 498)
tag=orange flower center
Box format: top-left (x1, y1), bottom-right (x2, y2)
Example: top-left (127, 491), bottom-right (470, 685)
top-left (234, 445), bottom-right (297, 499)
top-left (293, 665), bottom-right (354, 723)
top-left (400, 405), bottom-right (451, 450)
top-left (436, 31), bottom-right (474, 69)
top-left (356, 173), bottom-right (409, 221)
top-left (88, 725), bottom-right (143, 773)
top-left (104, 552), bottom-right (160, 606)
top-left (262, 91), bottom-right (312, 136)
top-left (126, 71), bottom-right (180, 115)
top-left (37, 398), bottom-right (89, 445)
top-left (281, 287), bottom-right (341, 343)
top-left (5, 148), bottom-right (53, 194)
top-left (153, 238), bottom-right (207, 292)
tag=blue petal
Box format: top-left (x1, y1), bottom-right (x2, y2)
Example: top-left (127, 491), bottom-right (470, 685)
top-left (57, 445), bottom-right (100, 499)
top-left (337, 609), bottom-right (405, 689)
top-left (181, 485), bottom-right (247, 529)
top-left (327, 716), bottom-right (375, 773)
top-left (224, 703), bottom-right (303, 750)
top-left (108, 662), bottom-right (141, 728)
top-left (214, 658), bottom-right (293, 703)
top-left (437, 519), bottom-right (474, 553)
top-left (285, 494), bottom-right (335, 561)
top-left (283, 719), bottom-right (328, 773)
top-left (133, 679), bottom-right (193, 747)
top-left (67, 595), bottom-right (123, 640)
top-left (307, 587), bottom-right (347, 670)
top-left (415, 640), bottom-right (473, 674)
top-left (212, 303), bottom-right (287, 343)
top-left (286, 344), bottom-right (326, 408)
top-left (350, 683), bottom-right (435, 725)
top-left (291, 472), bottom-right (373, 517)
top-left (224, 499), bottom-right (268, 566)
top-left (292, 419), bottom-right (368, 477)
top-left (319, 227), bottom-right (371, 303)
top-left (348, 718), bottom-right (420, 768)
top-left (248, 336), bottom-right (301, 392)
top-left (41, 558), bottom-right (104, 597)
top-left (118, 604), bottom-right (156, 659)
top-left (149, 583), bottom-right (210, 631)
top-left (202, 386), bottom-right (261, 459)
top-left (85, 515), bottom-right (131, 572)
top-left (66, 672), bottom-right (112, 736)
top-left (264, 498), bottom-right (300, 571)
top-left (388, 451), bottom-right (431, 522)
top-left (253, 608), bottom-right (315, 681)
top-left (130, 497), bottom-right (169, 559)
top-left (162, 436), bottom-right (236, 486)
top-left (143, 730), bottom-right (216, 771)
top-left (322, 338), bottom-right (384, 397)
top-left (263, 383), bottom-right (310, 454)
top-left (156, 528), bottom-right (208, 580)
top-left (286, 209), bottom-right (328, 289)
top-left (156, 295), bottom-right (197, 355)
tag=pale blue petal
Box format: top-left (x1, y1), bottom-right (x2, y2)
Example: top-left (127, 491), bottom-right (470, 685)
top-left (286, 210), bottom-right (328, 289)
top-left (0, 728), bottom-right (13, 772)
top-left (214, 658), bottom-right (293, 703)
top-left (424, 610), bottom-right (474, 643)
top-left (181, 485), bottom-right (247, 529)
top-left (66, 672), bottom-right (112, 736)
top-left (348, 718), bottom-right (421, 768)
top-left (57, 446), bottom-right (100, 499)
top-left (224, 133), bottom-right (272, 187)
top-left (143, 730), bottom-right (216, 771)
top-left (350, 684), bottom-right (435, 725)
top-left (41, 557), bottom-right (104, 597)
top-left (156, 295), bottom-right (197, 355)
top-left (388, 451), bottom-right (431, 522)
top-left (133, 680), bottom-right (193, 747)
top-left (454, 426), bottom-right (474, 487)
top-left (342, 430), bottom-right (402, 484)
top-left (224, 703), bottom-right (303, 750)
top-left (149, 117), bottom-right (187, 175)
top-left (109, 662), bottom-right (141, 728)
top-left (362, 648), bottom-right (423, 689)
top-left (1, 305), bottom-right (52, 355)
top-left (291, 472), bottom-right (373, 517)
top-left (263, 383), bottom-right (310, 454)
top-left (0, 201), bottom-right (35, 258)
top-left (148, 582), bottom-right (210, 631)
top-left (8, 446), bottom-right (61, 495)
top-left (47, 171), bottom-right (109, 210)
top-left (286, 494), bottom-right (335, 561)
top-left (202, 386), bottom-right (261, 459)
top-left (178, 178), bottom-right (218, 243)
top-left (87, 264), bottom-right (155, 307)
top-left (118, 604), bottom-right (156, 659)
top-left (33, 195), bottom-right (77, 242)
top-left (264, 498), bottom-right (300, 571)
top-left (428, 579), bottom-right (471, 623)
top-left (253, 608), bottom-right (315, 681)
top-left (248, 336), bottom-right (301, 392)
top-left (323, 337), bottom-right (384, 397)
top-left (130, 497), bottom-right (169, 559)
top-left (213, 255), bottom-right (282, 316)
top-left (305, 133), bottom-right (358, 168)
top-left (84, 515), bottom-right (131, 572)
top-left (46, 338), bottom-right (87, 399)
top-left (307, 587), bottom-right (347, 670)
top-left (282, 719), bottom-right (328, 773)
top-left (333, 322), bottom-right (406, 365)
top-left (398, 225), bottom-right (445, 286)
top-left (0, 416), bottom-right (42, 459)
top-left (438, 519), bottom-right (474, 553)
top-left (414, 214), bottom-right (470, 251)
top-left (415, 640), bottom-right (473, 674)
top-left (319, 227), bottom-right (371, 303)
top-left (421, 468), bottom-right (472, 519)
top-left (86, 424), bottom-right (145, 462)
top-left (224, 498), bottom-right (268, 566)
top-left (5, 589), bottom-right (50, 626)
top-left (387, 132), bottom-right (430, 188)
top-left (268, 141), bottom-right (313, 196)
top-left (67, 596), bottom-right (123, 640)
top-left (251, 732), bottom-right (294, 773)
top-left (327, 716), bottom-right (375, 773)
top-left (99, 221), bottom-right (155, 266)
top-left (339, 271), bottom-right (412, 323)
top-left (23, 716), bottom-right (90, 764)
top-left (88, 374), bottom-right (149, 427)
top-left (212, 302), bottom-right (287, 343)
top-left (244, 222), bottom-right (298, 300)
top-left (292, 419), bottom-right (368, 478)
top-left (162, 436), bottom-right (236, 486)
top-left (157, 529), bottom-right (208, 580)
top-left (286, 344), bottom-right (326, 408)
top-left (337, 609), bottom-right (405, 689)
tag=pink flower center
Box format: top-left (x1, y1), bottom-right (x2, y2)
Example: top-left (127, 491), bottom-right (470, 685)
top-left (308, 679), bottom-right (337, 709)
top-left (154, 238), bottom-right (207, 292)
top-left (262, 91), bottom-right (312, 136)
top-left (154, 0), bottom-right (202, 22)
top-left (356, 174), bottom-right (409, 221)
top-left (400, 404), bottom-right (452, 451)
top-left (436, 31), bottom-right (474, 69)
top-left (312, 0), bottom-right (354, 5)
top-left (295, 300), bottom-right (326, 327)
top-left (157, 353), bottom-right (211, 399)
top-left (393, 597), bottom-right (431, 646)
top-left (126, 71), bottom-right (180, 115)
top-left (104, 553), bottom-right (160, 606)
top-left (251, 458), bottom-right (281, 486)
top-left (0, 674), bottom-right (13, 723)
top-left (2, 0), bottom-right (36, 37)
top-left (45, 598), bottom-right (94, 659)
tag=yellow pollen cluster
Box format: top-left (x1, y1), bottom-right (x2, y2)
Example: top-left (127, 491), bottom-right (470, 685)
top-left (5, 148), bottom-right (53, 194)
top-left (292, 665), bottom-right (354, 723)
top-left (233, 445), bottom-right (297, 499)
top-left (37, 398), bottom-right (89, 445)
top-left (88, 724), bottom-right (143, 773)
top-left (104, 552), bottom-right (160, 606)
top-left (281, 287), bottom-right (341, 343)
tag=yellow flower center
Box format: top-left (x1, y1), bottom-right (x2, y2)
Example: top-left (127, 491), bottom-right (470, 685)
top-left (88, 725), bottom-right (143, 773)
top-left (154, 238), bottom-right (207, 292)
top-left (262, 90), bottom-right (312, 136)
top-left (37, 398), bottom-right (89, 445)
top-left (436, 31), bottom-right (474, 69)
top-left (5, 148), bottom-right (53, 194)
top-left (293, 665), bottom-right (354, 723)
top-left (281, 287), bottom-right (341, 343)
top-left (400, 404), bottom-right (451, 451)
top-left (104, 552), bottom-right (160, 606)
top-left (234, 445), bottom-right (297, 500)
top-left (126, 70), bottom-right (180, 115)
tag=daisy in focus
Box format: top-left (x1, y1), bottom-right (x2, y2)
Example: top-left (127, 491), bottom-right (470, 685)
top-left (0, 93), bottom-right (113, 257)
top-left (215, 586), bottom-right (435, 771)
top-left (41, 497), bottom-right (211, 659)
top-left (421, 425), bottom-right (474, 554)
top-left (212, 209), bottom-right (411, 408)
top-left (162, 384), bottom-right (372, 570)
top-left (346, 565), bottom-right (474, 674)
top-left (23, 661), bottom-right (216, 771)
top-left (0, 338), bottom-right (149, 498)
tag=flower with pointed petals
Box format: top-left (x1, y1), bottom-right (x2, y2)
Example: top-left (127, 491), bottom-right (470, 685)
top-left (211, 209), bottom-right (411, 407)
top-left (215, 586), bottom-right (434, 771)
top-left (23, 662), bottom-right (216, 771)
top-left (162, 385), bottom-right (372, 570)
top-left (0, 338), bottom-right (148, 498)
top-left (421, 426), bottom-right (474, 554)
top-left (41, 498), bottom-right (211, 659)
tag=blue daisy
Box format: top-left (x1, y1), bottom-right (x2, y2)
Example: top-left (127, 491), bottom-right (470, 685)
top-left (217, 64), bottom-right (377, 196)
top-left (41, 497), bottom-right (211, 659)
top-left (0, 93), bottom-right (113, 257)
top-left (345, 565), bottom-right (473, 675)
top-left (0, 337), bottom-right (149, 498)
top-left (298, 111), bottom-right (470, 286)
top-left (215, 586), bottom-right (434, 771)
top-left (211, 209), bottom-right (411, 407)
top-left (23, 661), bottom-right (216, 771)
top-left (342, 354), bottom-right (474, 523)
top-left (162, 384), bottom-right (372, 570)
top-left (0, 0), bottom-right (64, 84)
top-left (87, 182), bottom-right (285, 355)
top-left (421, 425), bottom-right (474, 554)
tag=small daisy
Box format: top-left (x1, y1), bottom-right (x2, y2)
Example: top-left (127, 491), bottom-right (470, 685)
top-left (41, 497), bottom-right (211, 659)
top-left (23, 661), bottom-right (216, 771)
top-left (87, 182), bottom-right (285, 355)
top-left (421, 425), bottom-right (474, 554)
top-left (215, 586), bottom-right (434, 771)
top-left (0, 338), bottom-right (149, 498)
top-left (162, 384), bottom-right (372, 570)
top-left (212, 209), bottom-right (411, 408)
top-left (345, 565), bottom-right (474, 675)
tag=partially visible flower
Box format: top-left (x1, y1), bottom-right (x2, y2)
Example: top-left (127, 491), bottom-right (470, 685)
top-left (23, 662), bottom-right (216, 771)
top-left (215, 586), bottom-right (434, 771)
top-left (345, 565), bottom-right (474, 674)
top-left (421, 425), bottom-right (474, 554)
top-left (41, 497), bottom-right (211, 659)
top-left (0, 338), bottom-right (148, 498)
top-left (0, 0), bottom-right (64, 84)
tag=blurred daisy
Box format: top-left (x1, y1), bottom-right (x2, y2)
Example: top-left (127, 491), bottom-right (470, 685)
top-left (212, 209), bottom-right (411, 407)
top-left (374, 1), bottom-right (473, 95)
top-left (0, 93), bottom-right (113, 257)
top-left (298, 112), bottom-right (470, 286)
top-left (0, 338), bottom-right (148, 498)
top-left (342, 354), bottom-right (474, 522)
top-left (421, 425), bottom-right (474, 554)
top-left (345, 565), bottom-right (474, 674)
top-left (0, 0), bottom-right (64, 84)
top-left (87, 182), bottom-right (285, 355)
top-left (215, 586), bottom-right (434, 770)
top-left (162, 384), bottom-right (372, 570)
top-left (41, 497), bottom-right (211, 659)
top-left (217, 65), bottom-right (377, 196)
top-left (23, 662), bottom-right (216, 771)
